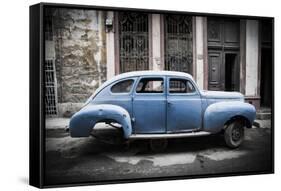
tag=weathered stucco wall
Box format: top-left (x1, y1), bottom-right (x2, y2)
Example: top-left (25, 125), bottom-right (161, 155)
top-left (245, 20), bottom-right (259, 96)
top-left (53, 9), bottom-right (107, 116)
top-left (152, 14), bottom-right (163, 71)
top-left (195, 16), bottom-right (204, 90)
top-left (106, 11), bottom-right (115, 80)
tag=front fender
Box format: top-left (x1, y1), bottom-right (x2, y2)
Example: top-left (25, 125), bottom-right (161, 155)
top-left (69, 104), bottom-right (132, 139)
top-left (203, 101), bottom-right (256, 133)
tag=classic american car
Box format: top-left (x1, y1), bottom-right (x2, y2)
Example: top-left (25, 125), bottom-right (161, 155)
top-left (69, 71), bottom-right (256, 148)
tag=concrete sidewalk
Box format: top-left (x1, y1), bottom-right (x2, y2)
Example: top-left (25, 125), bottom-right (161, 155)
top-left (46, 118), bottom-right (69, 129)
top-left (46, 117), bottom-right (272, 130)
top-left (46, 118), bottom-right (113, 130)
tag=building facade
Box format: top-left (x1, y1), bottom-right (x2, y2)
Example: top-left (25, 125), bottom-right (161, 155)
top-left (44, 8), bottom-right (273, 117)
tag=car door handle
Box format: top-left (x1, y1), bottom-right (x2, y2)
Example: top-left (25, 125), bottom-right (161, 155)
top-left (167, 101), bottom-right (172, 105)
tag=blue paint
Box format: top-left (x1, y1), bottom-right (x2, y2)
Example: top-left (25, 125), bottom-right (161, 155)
top-left (69, 104), bottom-right (132, 138)
top-left (203, 101), bottom-right (256, 133)
top-left (69, 71), bottom-right (256, 139)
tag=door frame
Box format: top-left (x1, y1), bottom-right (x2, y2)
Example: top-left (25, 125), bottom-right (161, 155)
top-left (114, 12), bottom-right (152, 75)
top-left (205, 18), bottom-right (245, 92)
top-left (207, 50), bottom-right (240, 91)
top-left (163, 14), bottom-right (195, 75)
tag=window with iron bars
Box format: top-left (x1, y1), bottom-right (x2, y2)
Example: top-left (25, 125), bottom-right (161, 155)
top-left (45, 60), bottom-right (58, 117)
top-left (45, 9), bottom-right (53, 41)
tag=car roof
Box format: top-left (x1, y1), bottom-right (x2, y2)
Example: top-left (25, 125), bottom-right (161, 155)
top-left (111, 70), bottom-right (193, 81)
top-left (106, 70), bottom-right (193, 87)
top-left (92, 71), bottom-right (194, 98)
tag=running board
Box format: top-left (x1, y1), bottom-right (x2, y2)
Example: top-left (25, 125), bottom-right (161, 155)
top-left (129, 131), bottom-right (211, 140)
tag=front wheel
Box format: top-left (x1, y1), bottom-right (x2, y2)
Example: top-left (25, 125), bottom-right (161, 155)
top-left (224, 120), bottom-right (245, 148)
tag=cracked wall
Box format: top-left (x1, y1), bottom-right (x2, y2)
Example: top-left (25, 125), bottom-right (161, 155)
top-left (50, 8), bottom-right (107, 116)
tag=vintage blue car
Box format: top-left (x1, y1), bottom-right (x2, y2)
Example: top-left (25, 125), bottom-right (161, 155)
top-left (69, 71), bottom-right (256, 148)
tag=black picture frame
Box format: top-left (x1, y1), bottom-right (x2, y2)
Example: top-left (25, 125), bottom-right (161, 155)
top-left (30, 2), bottom-right (274, 188)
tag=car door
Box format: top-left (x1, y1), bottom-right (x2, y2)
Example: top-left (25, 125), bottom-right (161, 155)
top-left (132, 77), bottom-right (166, 134)
top-left (167, 77), bottom-right (202, 132)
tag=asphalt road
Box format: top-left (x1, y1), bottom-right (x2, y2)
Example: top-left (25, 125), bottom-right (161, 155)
top-left (45, 127), bottom-right (273, 186)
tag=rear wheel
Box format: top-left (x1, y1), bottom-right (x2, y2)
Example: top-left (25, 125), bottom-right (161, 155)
top-left (224, 120), bottom-right (245, 148)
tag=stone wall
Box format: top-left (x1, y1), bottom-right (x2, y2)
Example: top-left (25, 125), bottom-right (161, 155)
top-left (52, 8), bottom-right (107, 116)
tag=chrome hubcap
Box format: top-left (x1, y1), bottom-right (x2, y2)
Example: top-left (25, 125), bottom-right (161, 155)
top-left (232, 127), bottom-right (242, 142)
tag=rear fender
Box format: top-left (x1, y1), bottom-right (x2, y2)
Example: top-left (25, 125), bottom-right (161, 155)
top-left (69, 104), bottom-right (132, 139)
top-left (203, 101), bottom-right (256, 133)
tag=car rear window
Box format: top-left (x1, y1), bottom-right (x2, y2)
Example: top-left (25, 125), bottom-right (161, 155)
top-left (111, 79), bottom-right (134, 93)
top-left (169, 78), bottom-right (195, 93)
top-left (136, 78), bottom-right (164, 93)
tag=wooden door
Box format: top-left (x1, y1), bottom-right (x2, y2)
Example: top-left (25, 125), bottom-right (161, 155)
top-left (208, 51), bottom-right (223, 90)
top-left (207, 17), bottom-right (240, 91)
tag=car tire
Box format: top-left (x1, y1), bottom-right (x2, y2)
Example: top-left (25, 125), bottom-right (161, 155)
top-left (224, 120), bottom-right (245, 148)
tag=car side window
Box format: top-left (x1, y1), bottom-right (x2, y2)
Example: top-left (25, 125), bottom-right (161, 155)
top-left (111, 79), bottom-right (134, 93)
top-left (136, 78), bottom-right (164, 93)
top-left (169, 78), bottom-right (195, 93)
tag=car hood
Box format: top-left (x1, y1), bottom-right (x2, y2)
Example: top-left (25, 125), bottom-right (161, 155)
top-left (200, 90), bottom-right (244, 100)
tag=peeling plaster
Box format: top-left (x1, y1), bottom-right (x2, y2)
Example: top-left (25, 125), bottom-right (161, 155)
top-left (52, 8), bottom-right (107, 105)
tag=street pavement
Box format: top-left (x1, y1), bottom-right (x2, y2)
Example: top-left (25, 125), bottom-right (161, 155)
top-left (45, 118), bottom-right (273, 186)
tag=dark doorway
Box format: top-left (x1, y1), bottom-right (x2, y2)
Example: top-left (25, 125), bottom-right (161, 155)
top-left (260, 48), bottom-right (272, 107)
top-left (260, 20), bottom-right (273, 108)
top-left (225, 53), bottom-right (239, 91)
